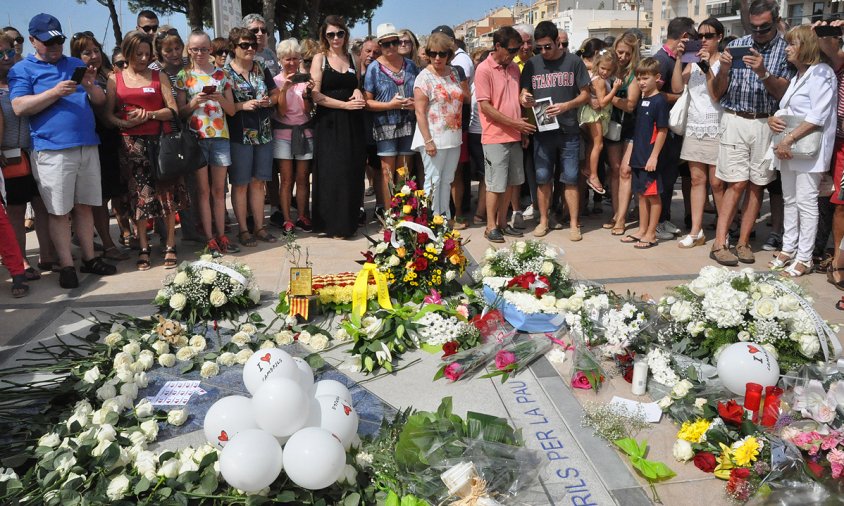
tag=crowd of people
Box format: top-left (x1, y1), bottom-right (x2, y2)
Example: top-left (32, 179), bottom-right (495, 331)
top-left (1, 3), bottom-right (843, 303)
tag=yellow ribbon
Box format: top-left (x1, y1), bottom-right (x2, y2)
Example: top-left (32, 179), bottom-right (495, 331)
top-left (352, 262), bottom-right (392, 320)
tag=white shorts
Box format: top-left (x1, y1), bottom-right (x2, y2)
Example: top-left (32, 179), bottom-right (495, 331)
top-left (33, 145), bottom-right (102, 215)
top-left (716, 112), bottom-right (776, 186)
top-left (273, 137), bottom-right (314, 161)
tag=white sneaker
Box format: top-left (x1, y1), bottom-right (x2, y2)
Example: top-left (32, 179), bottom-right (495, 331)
top-left (655, 223), bottom-right (675, 240)
top-left (522, 205), bottom-right (535, 220)
top-left (662, 221), bottom-right (681, 235)
top-left (511, 211), bottom-right (526, 229)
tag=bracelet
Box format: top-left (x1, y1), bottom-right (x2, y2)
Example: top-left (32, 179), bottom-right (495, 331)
top-left (424, 139), bottom-right (434, 144)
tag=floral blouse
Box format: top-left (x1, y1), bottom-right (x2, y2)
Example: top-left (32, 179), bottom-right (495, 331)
top-left (224, 61), bottom-right (276, 145)
top-left (411, 67), bottom-right (463, 151)
top-left (175, 67), bottom-right (231, 139)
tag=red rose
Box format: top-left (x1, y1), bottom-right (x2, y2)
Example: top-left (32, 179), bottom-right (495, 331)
top-left (443, 239), bottom-right (455, 252)
top-left (384, 230), bottom-right (392, 242)
top-left (442, 341), bottom-right (459, 357)
top-left (622, 364), bottom-right (634, 383)
top-left (407, 180), bottom-right (418, 191)
top-left (717, 400), bottom-right (744, 425)
top-left (413, 257), bottom-right (428, 271)
top-left (693, 452), bottom-right (717, 473)
top-left (730, 468), bottom-right (750, 480)
top-left (806, 461), bottom-right (826, 478)
top-left (417, 232), bottom-right (429, 244)
top-left (534, 287), bottom-right (548, 298)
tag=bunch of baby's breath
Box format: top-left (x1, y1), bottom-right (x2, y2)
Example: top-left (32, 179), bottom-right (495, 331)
top-left (581, 401), bottom-right (650, 442)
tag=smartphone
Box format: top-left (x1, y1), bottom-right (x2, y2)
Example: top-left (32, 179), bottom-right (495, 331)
top-left (697, 60), bottom-right (710, 74)
top-left (201, 85), bottom-right (217, 94)
top-left (729, 45), bottom-right (753, 69)
top-left (815, 25), bottom-right (843, 38)
top-left (680, 40), bottom-right (702, 63)
top-left (290, 72), bottom-right (311, 84)
top-left (71, 66), bottom-right (87, 84)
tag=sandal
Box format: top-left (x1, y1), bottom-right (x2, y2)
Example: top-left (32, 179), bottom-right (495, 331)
top-left (472, 215), bottom-right (486, 226)
top-left (586, 178), bottom-right (606, 195)
top-left (768, 251), bottom-right (794, 270)
top-left (837, 296), bottom-right (844, 311)
top-left (102, 246), bottom-right (130, 261)
top-left (163, 246), bottom-right (178, 269)
top-left (254, 227), bottom-right (277, 243)
top-left (24, 267), bottom-right (41, 281)
top-left (611, 227), bottom-right (626, 236)
top-left (80, 256), bottom-right (117, 276)
top-left (620, 234), bottom-right (642, 243)
top-left (828, 267), bottom-right (844, 291)
top-left (37, 261), bottom-right (61, 273)
top-left (11, 274), bottom-right (29, 298)
top-left (238, 231), bottom-right (257, 247)
top-left (602, 219), bottom-right (615, 230)
top-left (782, 260), bottom-right (812, 278)
top-left (137, 248), bottom-right (152, 271)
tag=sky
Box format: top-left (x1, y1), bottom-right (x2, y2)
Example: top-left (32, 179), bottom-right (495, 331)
top-left (1, 0), bottom-right (507, 54)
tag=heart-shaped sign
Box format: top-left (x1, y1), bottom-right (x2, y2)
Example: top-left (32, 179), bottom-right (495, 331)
top-left (343, 404), bottom-right (351, 416)
top-left (747, 345), bottom-right (760, 354)
top-left (218, 430), bottom-right (229, 442)
top-left (260, 353), bottom-right (271, 362)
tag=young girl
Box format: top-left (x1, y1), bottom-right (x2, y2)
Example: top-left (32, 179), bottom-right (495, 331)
top-left (577, 40), bottom-right (621, 195)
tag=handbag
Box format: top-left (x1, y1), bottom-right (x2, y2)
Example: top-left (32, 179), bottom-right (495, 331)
top-left (668, 84), bottom-right (690, 136)
top-left (605, 113), bottom-right (622, 142)
top-left (771, 72), bottom-right (823, 160)
top-left (151, 108), bottom-right (206, 182)
top-left (0, 149), bottom-right (30, 179)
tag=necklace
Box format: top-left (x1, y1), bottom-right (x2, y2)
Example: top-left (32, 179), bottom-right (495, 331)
top-left (379, 59), bottom-right (405, 85)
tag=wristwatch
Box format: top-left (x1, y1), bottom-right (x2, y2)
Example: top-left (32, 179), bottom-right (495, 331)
top-left (151, 112), bottom-right (157, 120)
top-left (759, 71), bottom-right (771, 81)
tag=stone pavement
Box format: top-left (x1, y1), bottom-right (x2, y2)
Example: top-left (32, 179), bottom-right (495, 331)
top-left (1, 191), bottom-right (843, 506)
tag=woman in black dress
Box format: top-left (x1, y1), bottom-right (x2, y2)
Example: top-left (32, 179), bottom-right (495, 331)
top-left (311, 15), bottom-right (366, 238)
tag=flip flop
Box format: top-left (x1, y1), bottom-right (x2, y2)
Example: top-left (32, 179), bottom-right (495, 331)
top-left (24, 267), bottom-right (41, 281)
top-left (586, 179), bottom-right (606, 195)
top-left (837, 296), bottom-right (844, 311)
top-left (634, 240), bottom-right (658, 249)
top-left (828, 268), bottom-right (844, 292)
top-left (611, 227), bottom-right (626, 236)
top-left (602, 219), bottom-right (615, 230)
top-left (620, 234), bottom-right (641, 243)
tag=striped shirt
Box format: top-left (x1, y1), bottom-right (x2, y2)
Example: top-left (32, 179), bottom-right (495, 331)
top-left (837, 67), bottom-right (844, 139)
top-left (720, 34), bottom-right (793, 115)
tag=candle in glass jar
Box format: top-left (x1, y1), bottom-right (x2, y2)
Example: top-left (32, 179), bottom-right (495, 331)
top-left (631, 359), bottom-right (648, 395)
top-left (761, 386), bottom-right (784, 427)
top-left (744, 383), bottom-right (762, 423)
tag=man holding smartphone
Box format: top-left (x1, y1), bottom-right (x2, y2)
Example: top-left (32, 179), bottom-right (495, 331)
top-left (709, 0), bottom-right (793, 266)
top-left (8, 13), bottom-right (114, 289)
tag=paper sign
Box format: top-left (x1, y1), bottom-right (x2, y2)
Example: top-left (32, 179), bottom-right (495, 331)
top-left (148, 380), bottom-right (202, 406)
top-left (609, 396), bottom-right (663, 423)
top-left (289, 267), bottom-right (313, 296)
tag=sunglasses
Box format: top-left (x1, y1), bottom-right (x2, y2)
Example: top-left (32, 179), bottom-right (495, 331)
top-left (188, 47), bottom-right (211, 54)
top-left (537, 43), bottom-right (555, 51)
top-left (140, 25), bottom-right (159, 33)
top-left (43, 36), bottom-right (66, 47)
top-left (0, 48), bottom-right (15, 60)
top-left (326, 30), bottom-right (346, 39)
top-left (505, 46), bottom-right (520, 54)
top-left (561, 41), bottom-right (569, 48)
top-left (72, 31), bottom-right (94, 41)
top-left (212, 50), bottom-right (228, 57)
top-left (155, 28), bottom-right (179, 40)
top-left (303, 58), bottom-right (313, 65)
top-left (750, 23), bottom-right (773, 34)
top-left (426, 50), bottom-right (450, 59)
top-left (379, 39), bottom-right (400, 48)
top-left (11, 36), bottom-right (23, 45)
top-left (399, 40), bottom-right (413, 46)
top-left (237, 42), bottom-right (259, 50)
top-left (699, 32), bottom-right (718, 39)
top-left (249, 27), bottom-right (267, 35)
top-left (113, 60), bottom-right (128, 69)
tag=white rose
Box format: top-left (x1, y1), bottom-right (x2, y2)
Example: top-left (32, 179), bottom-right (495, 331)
top-left (298, 330), bottom-right (312, 345)
top-left (122, 341), bottom-right (141, 357)
top-left (657, 396), bottom-right (673, 409)
top-left (175, 346), bottom-right (196, 362)
top-left (127, 430), bottom-right (147, 448)
top-left (217, 352), bottom-right (237, 366)
top-left (157, 458), bottom-right (181, 479)
top-left (248, 288), bottom-right (261, 304)
top-left (199, 254), bottom-right (213, 262)
top-left (799, 334), bottom-right (821, 358)
top-left (568, 296), bottom-right (583, 312)
top-left (336, 464), bottom-right (358, 485)
top-left (672, 439), bottom-right (694, 462)
top-left (540, 261), bottom-right (554, 275)
top-left (274, 330), bottom-right (294, 346)
top-left (737, 331), bottom-right (751, 342)
top-left (173, 271), bottom-right (189, 286)
top-left (135, 399), bottom-right (154, 418)
top-left (400, 184), bottom-right (411, 194)
top-left (151, 341), bottom-right (170, 356)
top-left (334, 328), bottom-right (351, 342)
top-left (119, 382), bottom-right (138, 399)
top-left (259, 339), bottom-right (275, 349)
top-left (54, 452), bottom-right (76, 475)
top-left (200, 269), bottom-right (217, 284)
top-left (158, 354), bottom-right (176, 367)
top-left (671, 379), bottom-right (693, 398)
top-left (106, 473), bottom-right (130, 501)
top-left (481, 265), bottom-right (494, 278)
top-left (82, 366), bottom-right (101, 384)
top-left (140, 419), bottom-right (159, 441)
top-left (446, 270), bottom-right (457, 282)
top-left (134, 372), bottom-right (149, 388)
top-left (752, 297), bottom-right (779, 320)
top-left (74, 400), bottom-right (94, 418)
top-left (38, 433), bottom-right (60, 448)
top-left (96, 383), bottom-right (117, 401)
top-left (189, 335), bottom-right (207, 351)
top-left (113, 351), bottom-right (133, 369)
top-left (209, 288), bottom-right (227, 307)
top-left (169, 293), bottom-right (187, 311)
top-left (514, 241), bottom-right (526, 253)
top-left (167, 409), bottom-right (188, 426)
top-left (104, 332), bottom-right (123, 347)
top-left (91, 408), bottom-right (111, 425)
top-left (375, 242), bottom-right (388, 254)
top-left (694, 398), bottom-right (708, 410)
top-left (200, 361), bottom-right (220, 379)
top-left (231, 331), bottom-right (251, 348)
top-left (134, 451), bottom-right (157, 481)
top-left (91, 439), bottom-right (113, 457)
top-left (762, 343), bottom-right (779, 359)
top-left (310, 334), bottom-right (329, 351)
top-left (235, 349), bottom-right (252, 365)
top-left (155, 289), bottom-right (168, 300)
top-left (240, 324), bottom-right (258, 336)
top-left (95, 424), bottom-right (117, 443)
top-left (179, 455), bottom-right (200, 473)
top-left (387, 255), bottom-right (400, 267)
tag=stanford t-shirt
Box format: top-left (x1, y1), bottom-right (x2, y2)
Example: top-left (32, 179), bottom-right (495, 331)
top-left (520, 52), bottom-right (590, 134)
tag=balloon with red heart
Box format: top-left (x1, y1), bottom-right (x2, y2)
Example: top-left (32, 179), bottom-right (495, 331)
top-left (243, 348), bottom-right (299, 394)
top-left (716, 342), bottom-right (780, 395)
top-left (204, 395), bottom-right (258, 448)
top-left (308, 395), bottom-right (359, 450)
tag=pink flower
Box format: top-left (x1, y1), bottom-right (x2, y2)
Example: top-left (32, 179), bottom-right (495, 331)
top-left (828, 448), bottom-right (844, 479)
top-left (455, 305), bottom-right (469, 319)
top-left (571, 371), bottom-right (592, 389)
top-left (423, 289), bottom-right (442, 305)
top-left (494, 350), bottom-right (516, 371)
top-left (444, 363), bottom-right (463, 381)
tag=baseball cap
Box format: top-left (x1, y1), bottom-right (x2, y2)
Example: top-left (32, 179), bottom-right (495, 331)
top-left (431, 25), bottom-right (455, 39)
top-left (29, 13), bottom-right (64, 42)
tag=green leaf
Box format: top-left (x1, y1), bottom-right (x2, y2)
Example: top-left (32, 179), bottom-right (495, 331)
top-left (198, 470), bottom-right (217, 494)
top-left (180, 361), bottom-right (195, 374)
top-left (305, 353), bottom-right (325, 370)
top-left (385, 490), bottom-right (400, 506)
top-left (343, 493), bottom-right (361, 506)
top-left (134, 477), bottom-right (151, 495)
top-left (364, 355), bottom-right (374, 372)
top-left (249, 313), bottom-right (264, 322)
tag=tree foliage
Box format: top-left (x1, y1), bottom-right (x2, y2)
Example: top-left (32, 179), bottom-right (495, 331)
top-left (242, 0), bottom-right (382, 40)
top-left (127, 0), bottom-right (213, 30)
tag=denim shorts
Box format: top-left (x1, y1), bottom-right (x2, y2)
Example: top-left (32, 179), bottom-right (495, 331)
top-left (376, 135), bottom-right (414, 157)
top-left (198, 138), bottom-right (232, 167)
top-left (273, 137), bottom-right (314, 160)
top-left (533, 131), bottom-right (580, 185)
top-left (228, 141), bottom-right (274, 186)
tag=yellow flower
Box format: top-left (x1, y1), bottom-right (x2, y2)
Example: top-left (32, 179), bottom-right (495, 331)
top-left (395, 192), bottom-right (405, 198)
top-left (452, 230), bottom-right (461, 238)
top-left (402, 205), bottom-right (413, 214)
top-left (397, 247), bottom-right (406, 258)
top-left (449, 253), bottom-right (463, 265)
top-left (414, 189), bottom-right (425, 197)
top-left (713, 443), bottom-right (734, 480)
top-left (731, 437), bottom-right (760, 467)
top-left (677, 419), bottom-right (711, 444)
top-left (396, 166), bottom-right (408, 178)
top-left (432, 215), bottom-right (445, 225)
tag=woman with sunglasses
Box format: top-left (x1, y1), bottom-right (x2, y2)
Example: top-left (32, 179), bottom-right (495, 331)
top-left (103, 31), bottom-right (188, 271)
top-left (176, 30), bottom-right (239, 255)
top-left (71, 31), bottom-right (131, 262)
top-left (2, 27), bottom-right (23, 62)
top-left (310, 15), bottom-right (367, 239)
top-left (224, 27), bottom-right (279, 247)
top-left (672, 18), bottom-right (727, 249)
top-left (243, 13), bottom-right (280, 76)
top-left (211, 37), bottom-right (229, 68)
top-left (397, 29), bottom-right (421, 67)
top-left (364, 23), bottom-right (419, 217)
top-left (411, 33), bottom-right (469, 219)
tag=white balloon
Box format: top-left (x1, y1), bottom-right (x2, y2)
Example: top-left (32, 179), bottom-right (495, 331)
top-left (716, 342), bottom-right (780, 395)
top-left (203, 395), bottom-right (258, 449)
top-left (242, 348), bottom-right (299, 395)
top-left (220, 429), bottom-right (283, 492)
top-left (303, 397), bottom-right (321, 428)
top-left (282, 427), bottom-right (346, 490)
top-left (293, 357), bottom-right (315, 394)
top-left (315, 395), bottom-right (359, 450)
top-left (314, 379), bottom-right (352, 404)
top-left (252, 378), bottom-right (311, 437)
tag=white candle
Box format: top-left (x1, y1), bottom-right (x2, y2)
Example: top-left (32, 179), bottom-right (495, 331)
top-left (631, 359), bottom-right (648, 395)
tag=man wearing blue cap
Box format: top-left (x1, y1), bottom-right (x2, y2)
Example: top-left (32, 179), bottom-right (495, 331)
top-left (8, 13), bottom-right (115, 289)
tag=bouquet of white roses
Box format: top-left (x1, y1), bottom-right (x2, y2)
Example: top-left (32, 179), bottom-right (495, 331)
top-left (153, 255), bottom-right (260, 327)
top-left (474, 240), bottom-right (572, 297)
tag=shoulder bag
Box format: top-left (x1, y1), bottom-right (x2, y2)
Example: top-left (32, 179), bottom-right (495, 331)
top-left (151, 107), bottom-right (206, 182)
top-left (771, 71), bottom-right (823, 160)
top-left (668, 84), bottom-right (690, 136)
